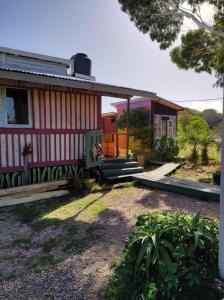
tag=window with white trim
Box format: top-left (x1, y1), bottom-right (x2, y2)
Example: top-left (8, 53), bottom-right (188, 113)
top-left (0, 87), bottom-right (32, 128)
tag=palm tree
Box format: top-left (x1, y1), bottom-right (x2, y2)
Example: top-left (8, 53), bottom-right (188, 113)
top-left (200, 133), bottom-right (220, 165)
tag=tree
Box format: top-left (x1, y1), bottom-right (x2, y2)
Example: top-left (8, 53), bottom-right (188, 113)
top-left (202, 109), bottom-right (222, 127)
top-left (178, 109), bottom-right (202, 133)
top-left (118, 0), bottom-right (224, 84)
top-left (117, 109), bottom-right (154, 154)
top-left (117, 109), bottom-right (149, 130)
top-left (179, 116), bottom-right (210, 162)
top-left (200, 131), bottom-right (219, 164)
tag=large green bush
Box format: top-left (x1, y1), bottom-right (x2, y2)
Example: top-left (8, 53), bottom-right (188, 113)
top-left (155, 136), bottom-right (179, 161)
top-left (106, 212), bottom-right (219, 300)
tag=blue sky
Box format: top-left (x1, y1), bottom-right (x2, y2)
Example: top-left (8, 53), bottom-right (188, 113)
top-left (0, 0), bottom-right (222, 112)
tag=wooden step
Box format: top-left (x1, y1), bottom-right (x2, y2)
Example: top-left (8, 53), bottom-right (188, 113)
top-left (101, 161), bottom-right (139, 170)
top-left (0, 190), bottom-right (69, 207)
top-left (103, 158), bottom-right (134, 164)
top-left (0, 179), bottom-right (69, 198)
top-left (106, 174), bottom-right (136, 181)
top-left (103, 167), bottom-right (144, 177)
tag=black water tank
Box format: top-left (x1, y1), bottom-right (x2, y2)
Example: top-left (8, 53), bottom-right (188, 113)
top-left (71, 53), bottom-right (91, 76)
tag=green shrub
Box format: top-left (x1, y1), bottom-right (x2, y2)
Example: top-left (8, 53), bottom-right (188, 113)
top-left (155, 136), bottom-right (179, 161)
top-left (106, 212), bottom-right (218, 300)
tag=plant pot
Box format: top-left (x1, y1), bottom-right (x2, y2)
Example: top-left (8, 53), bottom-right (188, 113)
top-left (137, 154), bottom-right (145, 167)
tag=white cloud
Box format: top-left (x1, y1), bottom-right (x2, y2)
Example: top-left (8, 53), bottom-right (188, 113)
top-left (188, 100), bottom-right (223, 113)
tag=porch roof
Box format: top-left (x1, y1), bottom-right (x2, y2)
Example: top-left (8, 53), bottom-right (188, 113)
top-left (0, 66), bottom-right (157, 99)
top-left (112, 97), bottom-right (185, 111)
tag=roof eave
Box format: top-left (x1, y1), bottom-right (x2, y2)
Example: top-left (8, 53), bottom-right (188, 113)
top-left (0, 69), bottom-right (157, 99)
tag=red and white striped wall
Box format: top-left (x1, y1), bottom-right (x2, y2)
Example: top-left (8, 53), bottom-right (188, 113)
top-left (0, 88), bottom-right (101, 173)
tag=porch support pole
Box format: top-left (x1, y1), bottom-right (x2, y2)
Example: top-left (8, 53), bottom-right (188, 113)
top-left (219, 75), bottom-right (224, 279)
top-left (126, 97), bottom-right (131, 158)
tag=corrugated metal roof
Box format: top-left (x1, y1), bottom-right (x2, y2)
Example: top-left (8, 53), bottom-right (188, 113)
top-left (0, 65), bottom-right (157, 99)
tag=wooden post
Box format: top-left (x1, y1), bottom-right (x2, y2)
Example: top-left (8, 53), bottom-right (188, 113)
top-left (126, 97), bottom-right (130, 158)
top-left (219, 76), bottom-right (224, 279)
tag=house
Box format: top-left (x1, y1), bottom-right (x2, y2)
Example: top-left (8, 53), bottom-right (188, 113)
top-left (102, 97), bottom-right (184, 157)
top-left (0, 46), bottom-right (156, 188)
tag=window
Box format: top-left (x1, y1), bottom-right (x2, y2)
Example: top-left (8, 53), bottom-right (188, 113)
top-left (6, 88), bottom-right (30, 125)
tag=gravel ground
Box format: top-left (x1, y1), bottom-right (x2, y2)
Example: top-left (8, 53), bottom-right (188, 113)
top-left (0, 184), bottom-right (220, 300)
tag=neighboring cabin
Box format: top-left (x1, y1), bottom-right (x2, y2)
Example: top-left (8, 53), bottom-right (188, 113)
top-left (102, 97), bottom-right (184, 158)
top-left (0, 46), bottom-right (156, 188)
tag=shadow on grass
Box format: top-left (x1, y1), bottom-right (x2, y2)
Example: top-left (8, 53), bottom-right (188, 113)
top-left (0, 193), bottom-right (131, 299)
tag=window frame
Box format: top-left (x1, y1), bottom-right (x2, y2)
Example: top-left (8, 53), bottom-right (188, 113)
top-left (0, 87), bottom-right (32, 128)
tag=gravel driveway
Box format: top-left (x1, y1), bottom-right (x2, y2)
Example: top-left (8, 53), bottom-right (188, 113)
top-left (0, 183), bottom-right (219, 300)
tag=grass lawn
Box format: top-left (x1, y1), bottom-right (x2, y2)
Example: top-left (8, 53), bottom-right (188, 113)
top-left (171, 144), bottom-right (221, 184)
top-left (0, 182), bottom-right (220, 299)
top-left (171, 162), bottom-right (220, 184)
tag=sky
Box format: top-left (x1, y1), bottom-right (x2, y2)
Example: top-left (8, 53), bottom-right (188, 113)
top-left (0, 0), bottom-right (222, 113)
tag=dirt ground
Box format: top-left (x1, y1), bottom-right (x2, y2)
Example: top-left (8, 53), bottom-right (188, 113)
top-left (0, 183), bottom-right (219, 300)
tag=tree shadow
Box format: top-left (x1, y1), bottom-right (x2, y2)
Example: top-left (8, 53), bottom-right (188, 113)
top-left (135, 187), bottom-right (219, 219)
top-left (0, 186), bottom-right (131, 300)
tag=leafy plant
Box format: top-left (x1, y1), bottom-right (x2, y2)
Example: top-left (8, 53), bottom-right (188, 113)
top-left (106, 211), bottom-right (219, 300)
top-left (155, 136), bottom-right (179, 161)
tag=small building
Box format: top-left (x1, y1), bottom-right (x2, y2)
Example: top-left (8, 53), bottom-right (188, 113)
top-left (102, 97), bottom-right (184, 158)
top-left (0, 46), bottom-right (156, 188)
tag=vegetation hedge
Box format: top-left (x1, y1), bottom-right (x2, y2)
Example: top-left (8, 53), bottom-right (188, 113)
top-left (106, 212), bottom-right (219, 300)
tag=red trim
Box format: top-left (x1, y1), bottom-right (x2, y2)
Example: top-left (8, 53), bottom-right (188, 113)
top-left (59, 134), bottom-right (61, 161)
top-left (31, 133), bottom-right (34, 162)
top-left (84, 95), bottom-right (86, 129)
top-left (89, 96), bottom-right (91, 129)
top-left (54, 91), bottom-right (57, 129)
top-left (0, 135), bottom-right (1, 167)
top-left (0, 128), bottom-right (88, 134)
top-left (0, 166), bottom-right (24, 173)
top-left (70, 93), bottom-right (72, 130)
top-left (45, 134), bottom-right (47, 161)
top-left (6, 134), bottom-right (9, 167)
top-left (60, 91), bottom-right (63, 129)
top-left (69, 134), bottom-right (71, 160)
top-left (18, 134), bottom-right (21, 166)
top-left (49, 90), bottom-right (52, 129)
top-left (38, 90), bottom-right (42, 129)
top-left (29, 159), bottom-right (81, 168)
top-left (79, 95), bottom-right (83, 129)
top-left (31, 89), bottom-right (35, 129)
top-left (78, 134), bottom-right (80, 159)
top-left (75, 94), bottom-right (77, 129)
top-left (12, 134), bottom-right (15, 167)
top-left (65, 93), bottom-right (68, 130)
top-left (54, 133), bottom-right (56, 162)
top-left (40, 133), bottom-right (42, 162)
top-left (64, 134), bottom-right (66, 161)
top-left (97, 96), bottom-right (102, 129)
top-left (44, 90), bottom-right (47, 129)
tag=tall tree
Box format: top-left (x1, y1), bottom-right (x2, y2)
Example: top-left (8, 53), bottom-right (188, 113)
top-left (202, 108), bottom-right (222, 127)
top-left (118, 0), bottom-right (224, 84)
